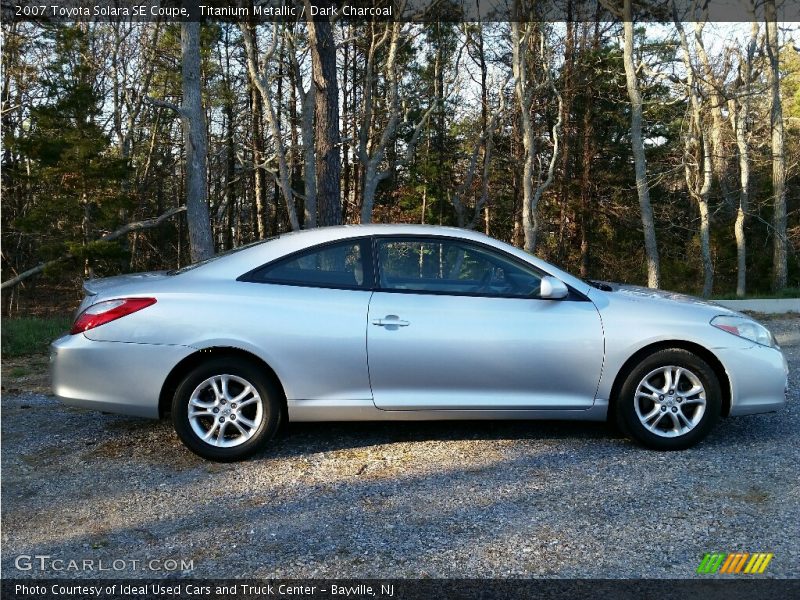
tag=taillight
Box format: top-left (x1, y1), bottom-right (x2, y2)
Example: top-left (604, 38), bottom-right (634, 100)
top-left (71, 298), bottom-right (157, 334)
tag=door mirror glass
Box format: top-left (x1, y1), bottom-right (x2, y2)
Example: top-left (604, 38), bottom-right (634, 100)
top-left (540, 276), bottom-right (569, 299)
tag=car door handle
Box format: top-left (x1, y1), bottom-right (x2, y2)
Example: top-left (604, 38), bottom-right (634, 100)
top-left (372, 316), bottom-right (410, 327)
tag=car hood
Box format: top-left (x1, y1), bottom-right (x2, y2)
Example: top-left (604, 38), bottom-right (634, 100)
top-left (592, 281), bottom-right (741, 317)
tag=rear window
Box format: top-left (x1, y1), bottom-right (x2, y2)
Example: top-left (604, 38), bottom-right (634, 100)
top-left (168, 238), bottom-right (277, 275)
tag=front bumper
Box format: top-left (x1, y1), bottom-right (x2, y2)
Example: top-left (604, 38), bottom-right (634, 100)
top-left (718, 342), bottom-right (789, 416)
top-left (50, 334), bottom-right (195, 419)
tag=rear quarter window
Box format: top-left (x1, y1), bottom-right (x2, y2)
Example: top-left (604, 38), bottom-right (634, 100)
top-left (241, 239), bottom-right (371, 290)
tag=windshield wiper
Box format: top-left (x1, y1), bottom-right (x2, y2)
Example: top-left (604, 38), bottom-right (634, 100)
top-left (585, 279), bottom-right (613, 291)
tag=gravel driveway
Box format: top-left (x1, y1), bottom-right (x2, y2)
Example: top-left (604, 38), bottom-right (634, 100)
top-left (2, 317), bottom-right (798, 579)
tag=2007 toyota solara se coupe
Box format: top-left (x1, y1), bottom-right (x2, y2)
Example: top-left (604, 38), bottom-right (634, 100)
top-left (51, 224), bottom-right (788, 461)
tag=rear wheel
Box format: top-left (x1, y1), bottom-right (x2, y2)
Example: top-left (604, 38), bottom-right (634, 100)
top-left (172, 358), bottom-right (282, 461)
top-left (616, 349), bottom-right (721, 450)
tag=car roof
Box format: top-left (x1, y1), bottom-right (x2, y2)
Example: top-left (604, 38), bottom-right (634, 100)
top-left (180, 224), bottom-right (590, 293)
top-left (279, 223), bottom-right (486, 239)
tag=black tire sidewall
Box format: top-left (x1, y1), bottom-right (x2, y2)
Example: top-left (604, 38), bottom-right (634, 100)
top-left (618, 349), bottom-right (721, 450)
top-left (172, 358), bottom-right (282, 461)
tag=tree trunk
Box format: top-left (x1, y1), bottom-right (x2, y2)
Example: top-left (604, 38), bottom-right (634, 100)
top-left (307, 3), bottom-right (341, 226)
top-left (579, 18), bottom-right (599, 278)
top-left (287, 30), bottom-right (301, 230)
top-left (694, 23), bottom-right (733, 208)
top-left (698, 136), bottom-right (714, 298)
top-left (286, 30), bottom-right (317, 229)
top-left (342, 29), bottom-right (351, 224)
top-left (557, 14), bottom-right (574, 262)
top-left (477, 22), bottom-right (491, 234)
top-left (224, 100), bottom-right (235, 251)
top-left (220, 27), bottom-right (236, 250)
top-left (512, 22), bottom-right (537, 252)
top-left (512, 21), bottom-right (561, 254)
top-left (727, 17), bottom-right (758, 298)
top-left (181, 20), bottom-right (214, 262)
top-left (674, 13), bottom-right (713, 298)
top-left (351, 37), bottom-right (362, 220)
top-left (579, 73), bottom-right (594, 278)
top-left (249, 78), bottom-right (267, 239)
top-left (511, 107), bottom-right (523, 249)
top-left (622, 0), bottom-right (659, 288)
top-left (765, 0), bottom-right (787, 291)
top-left (732, 107), bottom-right (749, 298)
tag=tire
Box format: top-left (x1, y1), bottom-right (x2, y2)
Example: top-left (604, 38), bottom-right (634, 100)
top-left (616, 348), bottom-right (721, 450)
top-left (172, 357), bottom-right (283, 461)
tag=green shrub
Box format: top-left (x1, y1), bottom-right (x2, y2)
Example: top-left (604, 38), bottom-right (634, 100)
top-left (1, 316), bottom-right (72, 357)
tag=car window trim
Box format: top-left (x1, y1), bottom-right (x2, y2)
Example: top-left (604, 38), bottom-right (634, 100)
top-left (372, 234), bottom-right (589, 301)
top-left (237, 236), bottom-right (376, 291)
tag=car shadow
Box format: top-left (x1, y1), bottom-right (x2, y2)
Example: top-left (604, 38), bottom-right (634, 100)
top-left (262, 419), bottom-right (623, 460)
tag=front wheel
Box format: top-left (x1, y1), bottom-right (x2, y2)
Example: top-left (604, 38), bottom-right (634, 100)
top-left (172, 358), bottom-right (283, 461)
top-left (616, 349), bottom-right (721, 450)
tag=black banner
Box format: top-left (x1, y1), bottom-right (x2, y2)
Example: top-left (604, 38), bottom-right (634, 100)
top-left (3, 579), bottom-right (800, 600)
top-left (2, 0), bottom-right (797, 23)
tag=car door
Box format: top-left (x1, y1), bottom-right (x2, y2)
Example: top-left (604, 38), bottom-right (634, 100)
top-left (367, 236), bottom-right (604, 411)
top-left (239, 238), bottom-right (374, 403)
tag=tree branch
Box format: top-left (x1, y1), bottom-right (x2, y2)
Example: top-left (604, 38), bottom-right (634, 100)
top-left (144, 96), bottom-right (186, 118)
top-left (1, 206), bottom-right (186, 291)
top-left (98, 205), bottom-right (186, 242)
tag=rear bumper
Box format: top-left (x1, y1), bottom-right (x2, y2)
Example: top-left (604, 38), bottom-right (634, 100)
top-left (719, 343), bottom-right (789, 416)
top-left (50, 334), bottom-right (195, 419)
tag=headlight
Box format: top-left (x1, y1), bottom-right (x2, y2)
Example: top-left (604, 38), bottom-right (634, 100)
top-left (711, 315), bottom-right (778, 348)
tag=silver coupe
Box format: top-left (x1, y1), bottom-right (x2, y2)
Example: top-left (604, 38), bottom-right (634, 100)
top-left (51, 225), bottom-right (788, 461)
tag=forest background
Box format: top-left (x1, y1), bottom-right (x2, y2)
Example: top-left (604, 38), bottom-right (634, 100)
top-left (2, 0), bottom-right (798, 321)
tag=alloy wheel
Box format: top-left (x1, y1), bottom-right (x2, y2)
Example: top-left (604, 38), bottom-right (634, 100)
top-left (187, 374), bottom-right (264, 448)
top-left (633, 365), bottom-right (707, 438)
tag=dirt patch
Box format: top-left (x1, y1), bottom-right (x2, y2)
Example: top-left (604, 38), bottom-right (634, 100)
top-left (1, 354), bottom-right (51, 395)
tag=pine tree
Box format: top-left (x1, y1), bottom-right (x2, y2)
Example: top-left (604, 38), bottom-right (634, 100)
top-left (16, 25), bottom-right (131, 277)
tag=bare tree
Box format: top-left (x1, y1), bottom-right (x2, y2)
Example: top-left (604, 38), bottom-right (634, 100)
top-left (110, 22), bottom-right (161, 161)
top-left (285, 27), bottom-right (317, 228)
top-left (511, 20), bottom-right (563, 253)
top-left (727, 13), bottom-right (759, 297)
top-left (674, 11), bottom-right (714, 298)
top-left (243, 22), bottom-right (270, 239)
top-left (765, 0), bottom-right (787, 290)
top-left (358, 19), bottom-right (441, 224)
top-left (450, 75), bottom-right (509, 230)
top-left (148, 20), bottom-right (215, 262)
top-left (240, 22), bottom-right (300, 231)
top-left (621, 0), bottom-right (660, 288)
top-left (693, 22), bottom-right (732, 207)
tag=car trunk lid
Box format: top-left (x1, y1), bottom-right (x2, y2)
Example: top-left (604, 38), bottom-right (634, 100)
top-left (78, 271), bottom-right (168, 314)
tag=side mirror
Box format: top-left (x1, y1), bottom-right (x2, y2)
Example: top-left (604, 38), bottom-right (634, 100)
top-left (540, 276), bottom-right (569, 300)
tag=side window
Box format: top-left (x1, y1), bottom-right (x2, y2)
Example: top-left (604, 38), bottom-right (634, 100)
top-left (247, 240), bottom-right (369, 289)
top-left (377, 238), bottom-right (542, 297)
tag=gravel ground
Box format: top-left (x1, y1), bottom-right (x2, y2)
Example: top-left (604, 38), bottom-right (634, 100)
top-left (2, 317), bottom-right (798, 579)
